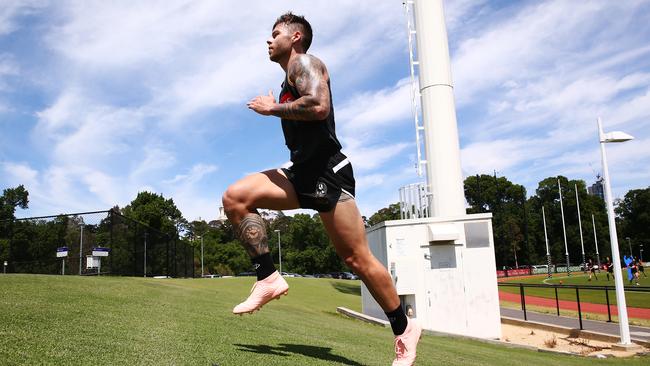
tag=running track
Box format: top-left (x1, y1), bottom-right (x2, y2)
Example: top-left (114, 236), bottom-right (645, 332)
top-left (499, 291), bottom-right (650, 319)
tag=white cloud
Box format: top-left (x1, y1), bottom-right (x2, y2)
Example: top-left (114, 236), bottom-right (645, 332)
top-left (3, 0), bottom-right (650, 222)
top-left (337, 78), bottom-right (412, 135)
top-left (163, 163), bottom-right (217, 186)
top-left (0, 54), bottom-right (18, 90)
top-left (344, 140), bottom-right (410, 172)
top-left (2, 161), bottom-right (38, 186)
top-left (0, 1), bottom-right (44, 36)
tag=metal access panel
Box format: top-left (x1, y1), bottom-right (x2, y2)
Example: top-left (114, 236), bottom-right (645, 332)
top-left (361, 213), bottom-right (501, 339)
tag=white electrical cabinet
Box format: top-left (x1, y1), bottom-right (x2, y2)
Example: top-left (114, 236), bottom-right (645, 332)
top-left (361, 213), bottom-right (501, 339)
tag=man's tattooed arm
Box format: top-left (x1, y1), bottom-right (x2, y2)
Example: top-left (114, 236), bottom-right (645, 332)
top-left (271, 54), bottom-right (331, 121)
top-left (237, 213), bottom-right (269, 258)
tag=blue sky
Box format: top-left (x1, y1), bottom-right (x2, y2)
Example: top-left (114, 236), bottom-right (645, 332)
top-left (1, 0), bottom-right (649, 221)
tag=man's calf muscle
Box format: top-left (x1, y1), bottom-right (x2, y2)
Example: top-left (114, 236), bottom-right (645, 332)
top-left (238, 213), bottom-right (269, 257)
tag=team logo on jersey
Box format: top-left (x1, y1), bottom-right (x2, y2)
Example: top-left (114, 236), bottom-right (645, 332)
top-left (280, 92), bottom-right (294, 104)
top-left (315, 181), bottom-right (327, 197)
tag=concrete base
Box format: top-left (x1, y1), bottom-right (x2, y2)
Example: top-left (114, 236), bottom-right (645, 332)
top-left (611, 343), bottom-right (644, 352)
top-left (336, 307), bottom-right (389, 327)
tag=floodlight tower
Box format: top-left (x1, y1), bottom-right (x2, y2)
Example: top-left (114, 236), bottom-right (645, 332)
top-left (361, 0), bottom-right (501, 340)
top-left (414, 0), bottom-right (466, 217)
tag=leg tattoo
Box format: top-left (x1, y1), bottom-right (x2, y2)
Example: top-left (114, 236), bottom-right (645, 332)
top-left (238, 213), bottom-right (269, 257)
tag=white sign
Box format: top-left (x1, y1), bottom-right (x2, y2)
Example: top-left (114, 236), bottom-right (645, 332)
top-left (86, 255), bottom-right (99, 269)
top-left (56, 247), bottom-right (69, 258)
top-left (92, 247), bottom-right (110, 257)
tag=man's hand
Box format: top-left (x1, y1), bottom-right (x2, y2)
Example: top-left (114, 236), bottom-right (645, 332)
top-left (247, 90), bottom-right (276, 116)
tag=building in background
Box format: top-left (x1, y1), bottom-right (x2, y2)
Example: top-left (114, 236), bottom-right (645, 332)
top-left (588, 175), bottom-right (605, 200)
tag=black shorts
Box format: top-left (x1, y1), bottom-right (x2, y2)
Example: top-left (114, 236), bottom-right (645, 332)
top-left (282, 151), bottom-right (355, 212)
top-left (607, 266), bottom-right (613, 273)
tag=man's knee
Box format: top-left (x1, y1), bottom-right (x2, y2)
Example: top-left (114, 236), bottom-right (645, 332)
top-left (342, 251), bottom-right (371, 273)
top-left (222, 183), bottom-right (248, 214)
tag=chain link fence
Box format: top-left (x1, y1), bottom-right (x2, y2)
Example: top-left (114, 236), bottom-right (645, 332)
top-left (0, 210), bottom-right (195, 277)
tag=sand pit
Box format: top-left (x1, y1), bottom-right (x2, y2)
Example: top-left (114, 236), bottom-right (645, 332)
top-left (501, 323), bottom-right (648, 358)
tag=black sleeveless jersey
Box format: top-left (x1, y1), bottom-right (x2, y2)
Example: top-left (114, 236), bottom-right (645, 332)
top-left (278, 75), bottom-right (342, 167)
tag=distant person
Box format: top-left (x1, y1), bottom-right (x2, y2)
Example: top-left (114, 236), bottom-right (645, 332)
top-left (222, 12), bottom-right (421, 365)
top-left (633, 257), bottom-right (642, 285)
top-left (587, 259), bottom-right (598, 281)
top-left (637, 258), bottom-right (647, 278)
top-left (605, 257), bottom-right (613, 281)
top-left (624, 255), bottom-right (639, 285)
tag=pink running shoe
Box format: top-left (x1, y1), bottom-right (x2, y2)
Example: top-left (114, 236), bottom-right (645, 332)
top-left (232, 271), bottom-right (289, 315)
top-left (392, 319), bottom-right (422, 366)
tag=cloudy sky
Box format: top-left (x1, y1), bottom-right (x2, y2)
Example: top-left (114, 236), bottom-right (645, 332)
top-left (1, 0), bottom-right (649, 221)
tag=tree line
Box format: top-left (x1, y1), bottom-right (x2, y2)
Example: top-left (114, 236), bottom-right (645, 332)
top-left (2, 175), bottom-right (649, 275)
top-left (367, 175), bottom-right (649, 269)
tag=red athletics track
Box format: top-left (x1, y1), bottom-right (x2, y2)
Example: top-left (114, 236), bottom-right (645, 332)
top-left (499, 291), bottom-right (650, 319)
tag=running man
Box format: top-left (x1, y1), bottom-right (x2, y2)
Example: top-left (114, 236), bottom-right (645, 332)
top-left (605, 256), bottom-right (613, 281)
top-left (638, 258), bottom-right (647, 278)
top-left (588, 259), bottom-right (598, 281)
top-left (222, 12), bottom-right (421, 365)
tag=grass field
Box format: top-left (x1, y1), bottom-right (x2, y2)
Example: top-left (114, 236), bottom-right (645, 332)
top-left (500, 271), bottom-right (650, 309)
top-left (1, 274), bottom-right (649, 365)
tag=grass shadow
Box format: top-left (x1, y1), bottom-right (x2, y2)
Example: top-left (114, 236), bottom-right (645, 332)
top-left (234, 343), bottom-right (366, 365)
top-left (330, 281), bottom-right (361, 296)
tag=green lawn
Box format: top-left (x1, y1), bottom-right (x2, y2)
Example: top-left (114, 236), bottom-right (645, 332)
top-left (1, 274), bottom-right (648, 365)
top-left (500, 271), bottom-right (650, 309)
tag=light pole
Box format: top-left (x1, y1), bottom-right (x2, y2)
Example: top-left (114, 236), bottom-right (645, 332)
top-left (274, 229), bottom-right (282, 275)
top-left (558, 179), bottom-right (570, 276)
top-left (592, 214), bottom-right (601, 271)
top-left (626, 237), bottom-right (632, 257)
top-left (575, 184), bottom-right (586, 272)
top-left (598, 116), bottom-right (634, 346)
top-left (640, 244), bottom-right (644, 262)
top-left (542, 206), bottom-right (552, 278)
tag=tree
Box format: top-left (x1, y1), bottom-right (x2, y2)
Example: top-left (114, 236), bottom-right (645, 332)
top-left (526, 176), bottom-right (608, 268)
top-left (464, 174), bottom-right (528, 267)
top-left (366, 203), bottom-right (401, 227)
top-left (121, 191), bottom-right (184, 236)
top-left (0, 185), bottom-right (29, 266)
top-left (616, 186), bottom-right (650, 257)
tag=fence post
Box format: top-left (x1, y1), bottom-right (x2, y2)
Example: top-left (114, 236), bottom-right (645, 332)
top-left (555, 286), bottom-right (560, 316)
top-left (519, 283), bottom-right (527, 321)
top-left (605, 288), bottom-right (612, 322)
top-left (109, 210), bottom-right (114, 273)
top-left (576, 287), bottom-right (583, 330)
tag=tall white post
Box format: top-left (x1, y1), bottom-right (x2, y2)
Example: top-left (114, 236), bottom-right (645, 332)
top-left (592, 214), bottom-right (601, 270)
top-left (413, 0), bottom-right (465, 217)
top-left (558, 179), bottom-right (571, 276)
top-left (542, 206), bottom-right (552, 278)
top-left (575, 184), bottom-right (586, 272)
top-left (598, 117), bottom-right (631, 345)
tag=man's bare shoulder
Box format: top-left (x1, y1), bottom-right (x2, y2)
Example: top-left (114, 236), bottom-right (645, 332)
top-left (288, 54), bottom-right (328, 80)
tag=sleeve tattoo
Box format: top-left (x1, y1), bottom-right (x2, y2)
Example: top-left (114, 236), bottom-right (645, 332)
top-left (237, 214), bottom-right (269, 257)
top-left (271, 55), bottom-right (331, 121)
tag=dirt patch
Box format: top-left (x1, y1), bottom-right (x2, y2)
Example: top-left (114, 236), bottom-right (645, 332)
top-left (501, 323), bottom-right (647, 357)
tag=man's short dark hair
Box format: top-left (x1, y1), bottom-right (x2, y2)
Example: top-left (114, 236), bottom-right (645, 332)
top-left (273, 12), bottom-right (313, 52)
